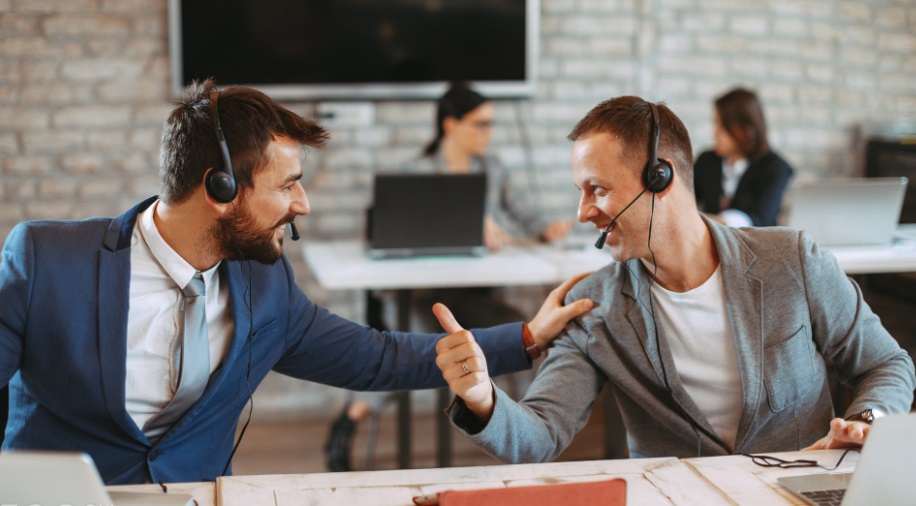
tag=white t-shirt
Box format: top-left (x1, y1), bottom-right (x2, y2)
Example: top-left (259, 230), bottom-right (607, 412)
top-left (125, 201), bottom-right (233, 437)
top-left (650, 266), bottom-right (743, 450)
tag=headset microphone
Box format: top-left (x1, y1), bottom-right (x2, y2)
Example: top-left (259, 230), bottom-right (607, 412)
top-left (594, 185), bottom-right (651, 249)
top-left (288, 222), bottom-right (300, 241)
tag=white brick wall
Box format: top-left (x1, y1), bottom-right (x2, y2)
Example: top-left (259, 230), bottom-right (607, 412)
top-left (1, 0), bottom-right (915, 416)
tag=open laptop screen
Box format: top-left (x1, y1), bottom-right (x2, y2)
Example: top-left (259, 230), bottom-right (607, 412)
top-left (785, 177), bottom-right (908, 247)
top-left (367, 173), bottom-right (487, 258)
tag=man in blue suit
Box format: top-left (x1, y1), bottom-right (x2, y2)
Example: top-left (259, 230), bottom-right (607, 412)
top-left (0, 80), bottom-right (593, 484)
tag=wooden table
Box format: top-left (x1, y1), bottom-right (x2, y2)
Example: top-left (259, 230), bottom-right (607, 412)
top-left (216, 457), bottom-right (729, 506)
top-left (684, 449), bottom-right (859, 505)
top-left (106, 481), bottom-right (217, 506)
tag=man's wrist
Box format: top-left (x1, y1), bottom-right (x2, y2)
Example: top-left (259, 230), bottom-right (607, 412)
top-left (465, 387), bottom-right (496, 425)
top-left (845, 408), bottom-right (884, 425)
top-left (521, 323), bottom-right (542, 361)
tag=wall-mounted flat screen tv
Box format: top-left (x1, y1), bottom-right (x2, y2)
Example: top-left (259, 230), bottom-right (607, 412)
top-left (168, 0), bottom-right (539, 101)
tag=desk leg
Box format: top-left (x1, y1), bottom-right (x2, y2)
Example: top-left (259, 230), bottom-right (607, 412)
top-left (437, 388), bottom-right (452, 467)
top-left (396, 390), bottom-right (411, 469)
top-left (603, 386), bottom-right (628, 459)
top-left (396, 290), bottom-right (412, 469)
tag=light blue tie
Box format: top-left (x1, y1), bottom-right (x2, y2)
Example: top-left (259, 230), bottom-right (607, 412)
top-left (144, 273), bottom-right (210, 439)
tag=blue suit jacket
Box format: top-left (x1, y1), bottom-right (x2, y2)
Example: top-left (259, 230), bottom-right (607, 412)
top-left (0, 197), bottom-right (530, 484)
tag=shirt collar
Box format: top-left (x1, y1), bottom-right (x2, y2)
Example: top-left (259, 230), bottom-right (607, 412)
top-left (138, 200), bottom-right (221, 290)
top-left (723, 157), bottom-right (749, 178)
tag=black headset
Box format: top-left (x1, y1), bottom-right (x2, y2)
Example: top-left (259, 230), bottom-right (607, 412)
top-left (206, 89), bottom-right (239, 203)
top-left (594, 101), bottom-right (675, 249)
top-left (643, 101), bottom-right (673, 194)
top-left (642, 103), bottom-right (725, 456)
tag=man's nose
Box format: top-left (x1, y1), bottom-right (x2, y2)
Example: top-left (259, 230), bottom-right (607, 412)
top-left (577, 195), bottom-right (598, 223)
top-left (292, 185), bottom-right (310, 216)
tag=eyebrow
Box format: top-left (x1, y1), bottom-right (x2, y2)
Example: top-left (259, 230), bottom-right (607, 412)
top-left (281, 172), bottom-right (303, 185)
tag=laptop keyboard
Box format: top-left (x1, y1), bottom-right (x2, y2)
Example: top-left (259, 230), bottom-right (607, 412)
top-left (800, 488), bottom-right (846, 506)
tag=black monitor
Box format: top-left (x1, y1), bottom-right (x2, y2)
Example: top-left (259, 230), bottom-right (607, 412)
top-left (169, 0), bottom-right (538, 101)
top-left (865, 138), bottom-right (916, 224)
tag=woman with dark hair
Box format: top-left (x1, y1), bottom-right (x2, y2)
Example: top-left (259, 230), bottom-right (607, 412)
top-left (324, 82), bottom-right (571, 472)
top-left (416, 82), bottom-right (571, 248)
top-left (693, 86), bottom-right (794, 227)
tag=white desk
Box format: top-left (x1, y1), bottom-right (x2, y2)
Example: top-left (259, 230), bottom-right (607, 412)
top-left (301, 235), bottom-right (916, 468)
top-left (684, 449), bottom-right (859, 506)
top-left (827, 241), bottom-right (916, 274)
top-left (207, 450), bottom-right (855, 505)
top-left (106, 482), bottom-right (216, 506)
top-left (302, 240), bottom-right (610, 290)
top-left (216, 456), bottom-right (728, 506)
top-left (106, 451), bottom-right (858, 506)
top-left (303, 235), bottom-right (916, 291)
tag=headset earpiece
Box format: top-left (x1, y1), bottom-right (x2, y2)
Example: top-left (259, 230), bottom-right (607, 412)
top-left (206, 168), bottom-right (237, 203)
top-left (644, 102), bottom-right (673, 194)
top-left (645, 161), bottom-right (673, 193)
top-left (205, 89), bottom-right (238, 204)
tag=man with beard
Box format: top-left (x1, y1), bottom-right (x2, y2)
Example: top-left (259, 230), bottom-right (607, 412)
top-left (0, 81), bottom-right (593, 485)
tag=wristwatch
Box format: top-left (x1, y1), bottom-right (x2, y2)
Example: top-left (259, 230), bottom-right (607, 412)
top-left (844, 408), bottom-right (882, 425)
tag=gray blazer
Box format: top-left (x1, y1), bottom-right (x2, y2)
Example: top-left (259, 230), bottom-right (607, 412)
top-left (449, 216), bottom-right (915, 461)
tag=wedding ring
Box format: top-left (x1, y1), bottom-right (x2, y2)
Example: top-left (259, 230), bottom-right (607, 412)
top-left (461, 361), bottom-right (470, 374)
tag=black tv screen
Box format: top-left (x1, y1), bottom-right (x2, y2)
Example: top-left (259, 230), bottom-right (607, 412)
top-left (169, 0), bottom-right (538, 100)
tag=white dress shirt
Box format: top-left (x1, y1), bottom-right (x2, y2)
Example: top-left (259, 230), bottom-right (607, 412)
top-left (125, 200), bottom-right (234, 436)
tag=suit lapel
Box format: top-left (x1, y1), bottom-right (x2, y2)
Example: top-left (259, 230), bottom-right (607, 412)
top-left (98, 198), bottom-right (157, 442)
top-left (622, 270), bottom-right (668, 386)
top-left (705, 217), bottom-right (765, 452)
top-left (622, 262), bottom-right (723, 447)
top-left (626, 219), bottom-right (766, 453)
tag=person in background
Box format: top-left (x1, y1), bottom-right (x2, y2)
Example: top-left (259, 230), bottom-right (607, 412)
top-left (0, 80), bottom-right (594, 484)
top-left (693, 86), bottom-right (794, 227)
top-left (436, 95), bottom-right (914, 464)
top-left (324, 82), bottom-right (573, 472)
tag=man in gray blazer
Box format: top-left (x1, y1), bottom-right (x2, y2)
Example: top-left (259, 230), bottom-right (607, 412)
top-left (433, 96), bottom-right (915, 461)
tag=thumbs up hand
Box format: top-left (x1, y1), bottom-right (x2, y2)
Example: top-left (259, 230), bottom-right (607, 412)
top-left (433, 303), bottom-right (495, 422)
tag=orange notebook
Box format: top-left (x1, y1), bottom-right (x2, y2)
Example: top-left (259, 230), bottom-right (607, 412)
top-left (430, 478), bottom-right (627, 506)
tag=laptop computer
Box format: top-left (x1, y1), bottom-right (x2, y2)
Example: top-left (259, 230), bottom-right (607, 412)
top-left (366, 173), bottom-right (487, 258)
top-left (0, 451), bottom-right (195, 506)
top-left (777, 412), bottom-right (916, 506)
top-left (785, 177), bottom-right (908, 247)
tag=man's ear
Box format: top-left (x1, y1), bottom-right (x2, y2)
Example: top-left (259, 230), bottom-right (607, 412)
top-left (442, 116), bottom-right (460, 135)
top-left (201, 168), bottom-right (233, 212)
top-left (655, 158), bottom-right (677, 198)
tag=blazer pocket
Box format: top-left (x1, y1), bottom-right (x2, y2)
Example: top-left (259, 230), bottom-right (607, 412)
top-left (251, 318), bottom-right (279, 341)
top-left (763, 326), bottom-right (816, 413)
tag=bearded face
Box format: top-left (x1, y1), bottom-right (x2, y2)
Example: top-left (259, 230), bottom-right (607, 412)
top-left (211, 195), bottom-right (294, 265)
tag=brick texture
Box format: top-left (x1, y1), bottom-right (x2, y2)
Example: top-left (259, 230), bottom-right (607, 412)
top-left (1, 0), bottom-right (914, 416)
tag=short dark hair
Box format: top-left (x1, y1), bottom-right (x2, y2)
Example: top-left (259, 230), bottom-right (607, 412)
top-left (568, 96), bottom-right (694, 192)
top-left (159, 79), bottom-right (329, 204)
top-left (715, 87), bottom-right (769, 160)
top-left (423, 81), bottom-right (489, 157)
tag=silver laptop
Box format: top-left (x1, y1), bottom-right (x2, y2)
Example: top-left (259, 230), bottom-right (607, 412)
top-left (366, 173), bottom-right (487, 258)
top-left (786, 177), bottom-right (908, 247)
top-left (0, 451), bottom-right (195, 506)
top-left (777, 412), bottom-right (916, 506)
